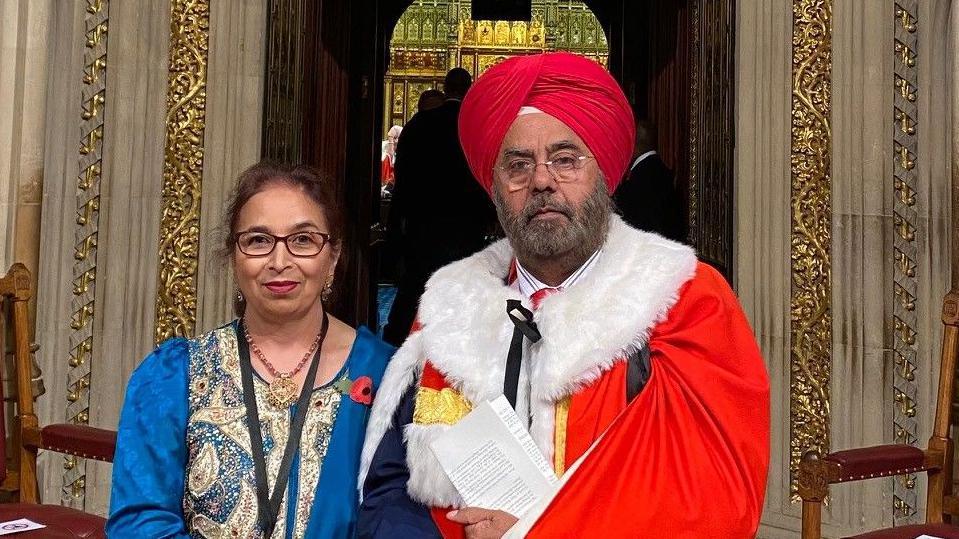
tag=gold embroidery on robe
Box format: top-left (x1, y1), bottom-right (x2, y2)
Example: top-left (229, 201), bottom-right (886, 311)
top-left (553, 397), bottom-right (571, 477)
top-left (412, 386), bottom-right (473, 425)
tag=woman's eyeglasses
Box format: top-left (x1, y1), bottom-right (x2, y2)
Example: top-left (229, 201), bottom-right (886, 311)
top-left (234, 231), bottom-right (331, 257)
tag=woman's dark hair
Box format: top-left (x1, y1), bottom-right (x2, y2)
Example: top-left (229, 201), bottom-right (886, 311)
top-left (220, 161), bottom-right (345, 314)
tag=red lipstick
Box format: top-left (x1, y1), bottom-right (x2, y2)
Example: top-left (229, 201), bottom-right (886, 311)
top-left (264, 280), bottom-right (298, 294)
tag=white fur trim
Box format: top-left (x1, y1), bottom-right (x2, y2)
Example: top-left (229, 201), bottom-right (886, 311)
top-left (529, 397), bottom-right (556, 462)
top-left (404, 424), bottom-right (464, 507)
top-left (416, 238), bottom-right (520, 405)
top-left (419, 215), bottom-right (697, 402)
top-left (528, 217), bottom-right (697, 401)
top-left (358, 216), bottom-right (697, 506)
top-left (358, 330), bottom-right (424, 496)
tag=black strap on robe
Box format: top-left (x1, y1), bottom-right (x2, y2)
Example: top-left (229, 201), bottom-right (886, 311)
top-left (503, 299), bottom-right (540, 409)
top-left (626, 344), bottom-right (651, 403)
top-left (504, 297), bottom-right (651, 408)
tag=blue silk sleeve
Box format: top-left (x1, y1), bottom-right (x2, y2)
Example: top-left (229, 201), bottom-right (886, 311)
top-left (107, 338), bottom-right (190, 538)
top-left (302, 326), bottom-right (396, 538)
top-left (357, 384), bottom-right (441, 539)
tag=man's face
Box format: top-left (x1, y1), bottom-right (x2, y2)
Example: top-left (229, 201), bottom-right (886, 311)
top-left (492, 112), bottom-right (611, 260)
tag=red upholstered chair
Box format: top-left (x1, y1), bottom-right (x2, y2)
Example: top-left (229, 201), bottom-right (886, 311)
top-left (0, 263), bottom-right (115, 537)
top-left (800, 287), bottom-right (959, 539)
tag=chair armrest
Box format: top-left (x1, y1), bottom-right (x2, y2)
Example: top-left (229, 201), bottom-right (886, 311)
top-left (799, 444), bottom-right (941, 502)
top-left (35, 423), bottom-right (117, 462)
top-left (825, 444), bottom-right (934, 482)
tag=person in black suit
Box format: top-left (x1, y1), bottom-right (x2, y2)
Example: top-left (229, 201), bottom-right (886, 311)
top-left (382, 68), bottom-right (497, 346)
top-left (417, 88), bottom-right (445, 112)
top-left (613, 118), bottom-right (687, 242)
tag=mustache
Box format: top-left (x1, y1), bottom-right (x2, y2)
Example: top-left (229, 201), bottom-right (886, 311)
top-left (520, 194), bottom-right (573, 223)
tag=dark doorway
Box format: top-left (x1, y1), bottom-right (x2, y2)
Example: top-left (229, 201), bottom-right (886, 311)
top-left (260, 0), bottom-right (735, 329)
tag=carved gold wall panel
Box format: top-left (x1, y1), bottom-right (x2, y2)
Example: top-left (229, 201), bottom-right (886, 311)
top-left (385, 1), bottom-right (606, 130)
top-left (61, 0), bottom-right (110, 510)
top-left (892, 0), bottom-right (919, 524)
top-left (458, 18), bottom-right (546, 49)
top-left (790, 0), bottom-right (833, 499)
top-left (155, 0), bottom-right (210, 344)
top-left (477, 54), bottom-right (509, 74)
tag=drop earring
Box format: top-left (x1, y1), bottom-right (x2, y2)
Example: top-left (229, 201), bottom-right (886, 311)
top-left (321, 279), bottom-right (333, 303)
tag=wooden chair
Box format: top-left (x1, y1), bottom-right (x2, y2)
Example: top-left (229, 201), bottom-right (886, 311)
top-left (799, 286), bottom-right (959, 538)
top-left (0, 263), bottom-right (116, 537)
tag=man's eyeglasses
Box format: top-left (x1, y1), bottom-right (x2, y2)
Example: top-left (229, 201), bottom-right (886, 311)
top-left (496, 153), bottom-right (593, 190)
top-left (235, 231), bottom-right (331, 257)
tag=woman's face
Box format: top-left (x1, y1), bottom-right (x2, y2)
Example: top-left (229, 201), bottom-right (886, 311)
top-left (233, 181), bottom-right (338, 324)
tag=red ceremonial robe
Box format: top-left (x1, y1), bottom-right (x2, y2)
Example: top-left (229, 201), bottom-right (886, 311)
top-left (523, 266), bottom-right (768, 537)
top-left (358, 217), bottom-right (769, 539)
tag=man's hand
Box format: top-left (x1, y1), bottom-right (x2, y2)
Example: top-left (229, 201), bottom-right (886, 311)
top-left (447, 508), bottom-right (519, 539)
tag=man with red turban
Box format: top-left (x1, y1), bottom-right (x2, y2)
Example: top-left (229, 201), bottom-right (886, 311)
top-left (358, 52), bottom-right (769, 538)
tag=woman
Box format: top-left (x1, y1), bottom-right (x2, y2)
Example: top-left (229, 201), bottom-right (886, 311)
top-left (108, 163), bottom-right (394, 538)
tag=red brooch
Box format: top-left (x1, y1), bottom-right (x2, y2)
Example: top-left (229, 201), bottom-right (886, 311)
top-left (336, 375), bottom-right (374, 406)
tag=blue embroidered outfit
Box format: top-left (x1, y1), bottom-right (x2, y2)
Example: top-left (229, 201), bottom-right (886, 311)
top-left (108, 322), bottom-right (393, 538)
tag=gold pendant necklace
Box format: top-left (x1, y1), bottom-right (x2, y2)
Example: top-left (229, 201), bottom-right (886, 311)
top-left (267, 375), bottom-right (300, 408)
top-left (243, 319), bottom-right (326, 408)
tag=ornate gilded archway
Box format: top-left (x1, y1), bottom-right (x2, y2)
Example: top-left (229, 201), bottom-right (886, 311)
top-left (384, 1), bottom-right (608, 131)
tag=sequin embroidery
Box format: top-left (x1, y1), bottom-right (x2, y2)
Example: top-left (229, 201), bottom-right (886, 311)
top-left (182, 324), bottom-right (343, 538)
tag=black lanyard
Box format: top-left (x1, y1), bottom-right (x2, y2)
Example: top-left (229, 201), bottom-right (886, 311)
top-left (236, 315), bottom-right (327, 538)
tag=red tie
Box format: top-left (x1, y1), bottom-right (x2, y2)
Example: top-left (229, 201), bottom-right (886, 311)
top-left (531, 287), bottom-right (560, 309)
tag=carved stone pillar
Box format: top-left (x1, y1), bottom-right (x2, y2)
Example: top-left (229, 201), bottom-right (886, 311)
top-left (735, 1), bottom-right (794, 536)
top-left (0, 0), bottom-right (53, 319)
top-left (35, 0), bottom-right (173, 513)
top-left (0, 0), bottom-right (54, 499)
top-left (827, 0), bottom-right (892, 532)
top-left (743, 0), bottom-right (955, 537)
top-left (35, 0), bottom-right (113, 511)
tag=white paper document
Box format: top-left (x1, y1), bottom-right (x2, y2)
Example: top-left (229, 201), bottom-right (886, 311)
top-left (0, 519), bottom-right (46, 535)
top-left (430, 395), bottom-right (559, 517)
top-left (915, 536), bottom-right (945, 539)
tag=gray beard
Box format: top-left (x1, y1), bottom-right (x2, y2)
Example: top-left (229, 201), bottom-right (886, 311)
top-left (493, 181), bottom-right (611, 263)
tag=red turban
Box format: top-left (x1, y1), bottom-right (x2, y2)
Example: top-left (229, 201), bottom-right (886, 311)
top-left (458, 52), bottom-right (635, 196)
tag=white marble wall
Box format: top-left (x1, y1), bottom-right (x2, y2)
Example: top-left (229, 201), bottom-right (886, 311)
top-left (918, 0), bottom-right (957, 440)
top-left (0, 0), bottom-right (54, 510)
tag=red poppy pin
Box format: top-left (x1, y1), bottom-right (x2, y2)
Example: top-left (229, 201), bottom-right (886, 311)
top-left (335, 375), bottom-right (374, 406)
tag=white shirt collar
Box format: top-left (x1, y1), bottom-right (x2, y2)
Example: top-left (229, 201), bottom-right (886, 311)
top-left (630, 150), bottom-right (658, 171)
top-left (512, 249), bottom-right (602, 299)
